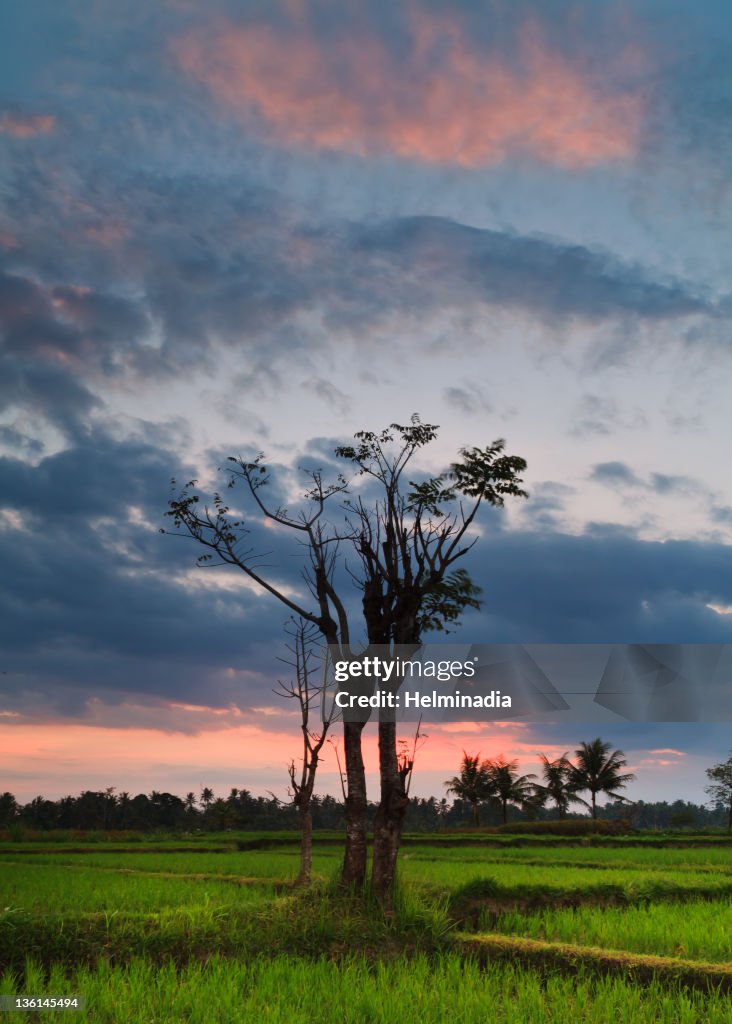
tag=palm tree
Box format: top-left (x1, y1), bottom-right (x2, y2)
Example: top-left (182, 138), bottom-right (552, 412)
top-left (485, 756), bottom-right (537, 825)
top-left (538, 753), bottom-right (580, 819)
top-left (570, 738), bottom-right (635, 819)
top-left (445, 753), bottom-right (493, 826)
top-left (199, 786), bottom-right (214, 829)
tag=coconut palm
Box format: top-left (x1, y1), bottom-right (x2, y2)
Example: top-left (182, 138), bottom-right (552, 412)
top-left (485, 756), bottom-right (537, 825)
top-left (570, 738), bottom-right (635, 819)
top-left (445, 753), bottom-right (493, 826)
top-left (538, 753), bottom-right (581, 819)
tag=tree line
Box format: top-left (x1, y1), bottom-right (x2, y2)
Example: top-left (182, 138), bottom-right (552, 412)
top-left (1, 786), bottom-right (729, 834)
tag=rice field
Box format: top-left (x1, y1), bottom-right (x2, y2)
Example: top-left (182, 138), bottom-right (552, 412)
top-left (2, 832), bottom-right (732, 1022)
top-left (3, 955), bottom-right (732, 1024)
top-left (487, 899), bottom-right (732, 962)
top-left (0, 861), bottom-right (275, 914)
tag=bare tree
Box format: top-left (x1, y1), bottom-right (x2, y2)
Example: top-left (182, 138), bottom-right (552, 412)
top-left (274, 618), bottom-right (335, 885)
top-left (163, 415), bottom-right (527, 906)
top-left (164, 457), bottom-right (370, 886)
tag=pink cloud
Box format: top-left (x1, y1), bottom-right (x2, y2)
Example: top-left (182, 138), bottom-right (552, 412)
top-left (174, 12), bottom-right (644, 169)
top-left (0, 113), bottom-right (55, 138)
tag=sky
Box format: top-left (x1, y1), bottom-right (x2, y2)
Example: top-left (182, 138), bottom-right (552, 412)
top-left (1, 0), bottom-right (732, 809)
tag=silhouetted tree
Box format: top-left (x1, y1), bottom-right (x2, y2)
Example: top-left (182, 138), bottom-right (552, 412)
top-left (570, 738), bottom-right (635, 819)
top-left (538, 753), bottom-right (580, 819)
top-left (275, 618), bottom-right (334, 885)
top-left (705, 752), bottom-right (732, 832)
top-left (486, 756), bottom-right (537, 824)
top-left (164, 417), bottom-right (527, 906)
top-left (445, 753), bottom-right (493, 826)
top-left (0, 792), bottom-right (18, 826)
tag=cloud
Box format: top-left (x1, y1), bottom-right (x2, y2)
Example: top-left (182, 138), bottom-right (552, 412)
top-left (590, 461), bottom-right (644, 487)
top-left (1, 423), bottom-right (731, 730)
top-left (590, 462), bottom-right (716, 504)
top-left (569, 395), bottom-right (648, 437)
top-left (348, 216), bottom-right (713, 325)
top-left (443, 384), bottom-right (493, 416)
top-left (0, 113), bottom-right (55, 138)
top-left (174, 10), bottom-right (644, 169)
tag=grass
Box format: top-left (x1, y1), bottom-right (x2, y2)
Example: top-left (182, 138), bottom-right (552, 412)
top-left (6, 847), bottom-right (732, 901)
top-left (486, 898), bottom-right (732, 962)
top-left (3, 955), bottom-right (732, 1023)
top-left (400, 842), bottom-right (732, 871)
top-left (400, 858), bottom-right (732, 897)
top-left (3, 833), bottom-right (732, 1021)
top-left (0, 861), bottom-right (275, 914)
top-left (0, 849), bottom-right (340, 880)
top-left (0, 885), bottom-right (450, 974)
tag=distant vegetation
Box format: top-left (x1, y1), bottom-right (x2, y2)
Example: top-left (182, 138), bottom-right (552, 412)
top-left (0, 787), bottom-right (729, 835)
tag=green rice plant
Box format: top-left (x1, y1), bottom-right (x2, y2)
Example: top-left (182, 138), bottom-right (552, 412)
top-left (0, 862), bottom-right (274, 915)
top-left (0, 848), bottom-right (341, 879)
top-left (399, 855), bottom-right (732, 898)
top-left (486, 898), bottom-right (732, 962)
top-left (3, 954), bottom-right (732, 1023)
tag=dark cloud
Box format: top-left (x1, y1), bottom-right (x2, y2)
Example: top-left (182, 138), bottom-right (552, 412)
top-left (0, 426), bottom-right (43, 456)
top-left (590, 461), bottom-right (644, 487)
top-left (351, 217), bottom-right (714, 324)
top-left (457, 529), bottom-right (732, 644)
top-left (1, 428), bottom-right (731, 726)
top-left (590, 462), bottom-right (715, 504)
top-left (518, 481), bottom-right (574, 531)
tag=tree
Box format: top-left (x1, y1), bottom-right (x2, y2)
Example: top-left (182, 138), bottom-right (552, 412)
top-left (570, 738), bottom-right (635, 819)
top-left (538, 753), bottom-right (580, 819)
top-left (485, 756), bottom-right (537, 825)
top-left (0, 792), bottom-right (18, 827)
top-left (274, 618), bottom-right (335, 885)
top-left (445, 753), bottom-right (493, 826)
top-left (199, 786), bottom-right (214, 826)
top-left (164, 416), bottom-right (527, 907)
top-left (705, 753), bottom-right (732, 832)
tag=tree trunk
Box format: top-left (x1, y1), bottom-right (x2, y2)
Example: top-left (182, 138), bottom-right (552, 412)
top-left (502, 799), bottom-right (508, 825)
top-left (341, 720), bottom-right (368, 891)
top-left (472, 801), bottom-right (480, 827)
top-left (591, 791), bottom-right (597, 819)
top-left (371, 719), bottom-right (409, 912)
top-left (727, 795), bottom-right (732, 834)
top-left (296, 798), bottom-right (313, 886)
